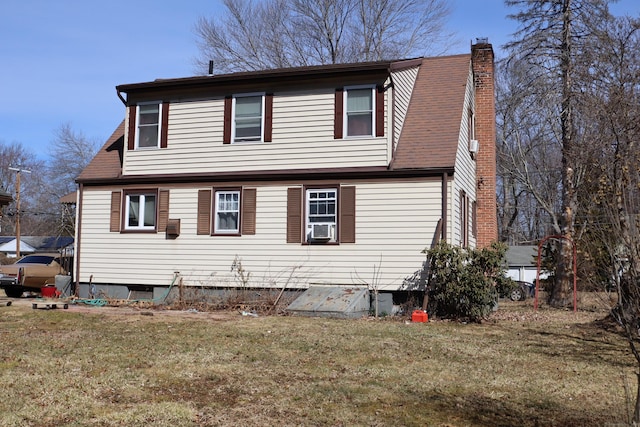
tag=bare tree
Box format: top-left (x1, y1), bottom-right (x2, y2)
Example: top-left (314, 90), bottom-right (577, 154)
top-left (193, 0), bottom-right (452, 74)
top-left (504, 0), bottom-right (613, 307)
top-left (0, 141), bottom-right (48, 236)
top-left (44, 123), bottom-right (100, 236)
top-left (497, 58), bottom-right (563, 244)
top-left (578, 15), bottom-right (640, 422)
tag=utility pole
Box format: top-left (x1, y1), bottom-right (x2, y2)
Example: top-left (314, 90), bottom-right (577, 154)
top-left (8, 167), bottom-right (31, 259)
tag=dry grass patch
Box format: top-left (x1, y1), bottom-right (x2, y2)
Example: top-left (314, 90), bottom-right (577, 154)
top-left (0, 298), bottom-right (634, 426)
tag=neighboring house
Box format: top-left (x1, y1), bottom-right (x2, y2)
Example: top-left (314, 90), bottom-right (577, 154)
top-left (0, 236), bottom-right (74, 258)
top-left (505, 245), bottom-right (549, 284)
top-left (75, 42), bottom-right (497, 298)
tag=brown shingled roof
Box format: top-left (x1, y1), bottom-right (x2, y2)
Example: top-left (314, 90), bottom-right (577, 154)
top-left (77, 120), bottom-right (124, 182)
top-left (392, 54), bottom-right (470, 170)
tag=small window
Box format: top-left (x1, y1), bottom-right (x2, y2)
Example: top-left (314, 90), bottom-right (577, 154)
top-left (306, 189), bottom-right (337, 242)
top-left (125, 192), bottom-right (157, 230)
top-left (345, 87), bottom-right (373, 137)
top-left (215, 190), bottom-right (240, 233)
top-left (233, 94), bottom-right (263, 142)
top-left (137, 102), bottom-right (161, 148)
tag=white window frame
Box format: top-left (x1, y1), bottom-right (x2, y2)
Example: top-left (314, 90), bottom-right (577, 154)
top-left (232, 93), bottom-right (265, 143)
top-left (124, 192), bottom-right (157, 230)
top-left (306, 188), bottom-right (337, 242)
top-left (344, 85), bottom-right (375, 138)
top-left (135, 101), bottom-right (162, 149)
top-left (214, 190), bottom-right (241, 234)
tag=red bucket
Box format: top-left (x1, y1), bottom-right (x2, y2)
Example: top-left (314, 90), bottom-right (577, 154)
top-left (41, 285), bottom-right (57, 298)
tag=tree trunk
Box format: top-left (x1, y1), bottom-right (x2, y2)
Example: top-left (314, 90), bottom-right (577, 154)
top-left (549, 0), bottom-right (575, 308)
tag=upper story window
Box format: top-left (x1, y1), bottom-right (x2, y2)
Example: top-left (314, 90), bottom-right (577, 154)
top-left (233, 94), bottom-right (264, 143)
top-left (214, 190), bottom-right (240, 234)
top-left (137, 102), bottom-right (162, 149)
top-left (125, 192), bottom-right (157, 230)
top-left (345, 87), bottom-right (374, 137)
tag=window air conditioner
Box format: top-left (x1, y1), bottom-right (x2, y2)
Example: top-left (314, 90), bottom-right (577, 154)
top-left (311, 223), bottom-right (332, 240)
top-left (469, 139), bottom-right (479, 154)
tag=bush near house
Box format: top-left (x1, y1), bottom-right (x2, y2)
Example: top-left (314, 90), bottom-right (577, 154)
top-left (424, 241), bottom-right (516, 322)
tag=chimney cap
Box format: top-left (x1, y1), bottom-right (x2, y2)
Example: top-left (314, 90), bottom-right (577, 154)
top-left (475, 37), bottom-right (489, 44)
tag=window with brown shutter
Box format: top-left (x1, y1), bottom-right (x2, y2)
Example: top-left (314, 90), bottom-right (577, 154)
top-left (197, 189), bottom-right (212, 235)
top-left (287, 187), bottom-right (302, 243)
top-left (127, 102), bottom-right (168, 149)
top-left (287, 185), bottom-right (356, 244)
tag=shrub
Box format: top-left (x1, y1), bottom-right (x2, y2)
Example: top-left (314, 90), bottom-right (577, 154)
top-left (423, 241), bottom-right (514, 322)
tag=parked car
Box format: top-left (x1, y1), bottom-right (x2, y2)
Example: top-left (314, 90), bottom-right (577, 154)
top-left (0, 254), bottom-right (68, 298)
top-left (509, 281), bottom-right (535, 301)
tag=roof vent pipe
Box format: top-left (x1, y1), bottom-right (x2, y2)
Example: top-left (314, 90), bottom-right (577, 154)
top-left (208, 60), bottom-right (214, 76)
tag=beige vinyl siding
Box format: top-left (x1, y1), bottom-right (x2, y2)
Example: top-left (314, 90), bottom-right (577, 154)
top-left (453, 66), bottom-right (477, 248)
top-left (390, 66), bottom-right (419, 152)
top-left (123, 89), bottom-right (389, 175)
top-left (78, 179), bottom-right (441, 292)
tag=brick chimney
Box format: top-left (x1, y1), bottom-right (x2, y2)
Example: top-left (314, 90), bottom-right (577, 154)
top-left (471, 40), bottom-right (497, 247)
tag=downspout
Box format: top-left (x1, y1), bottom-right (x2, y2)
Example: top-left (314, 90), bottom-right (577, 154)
top-left (386, 68), bottom-right (396, 170)
top-left (441, 172), bottom-right (448, 242)
top-left (74, 183), bottom-right (84, 295)
top-left (116, 88), bottom-right (127, 106)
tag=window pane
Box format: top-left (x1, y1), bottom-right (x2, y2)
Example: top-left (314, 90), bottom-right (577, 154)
top-left (138, 126), bottom-right (159, 148)
top-left (217, 212), bottom-right (238, 230)
top-left (139, 104), bottom-right (159, 124)
top-left (347, 113), bottom-right (372, 136)
top-left (216, 191), bottom-right (240, 232)
top-left (128, 195), bottom-right (140, 227)
top-left (307, 190), bottom-right (337, 224)
top-left (346, 89), bottom-right (373, 136)
top-left (138, 103), bottom-right (160, 148)
top-left (235, 97), bottom-right (261, 116)
top-left (144, 195), bottom-right (156, 227)
top-left (234, 96), bottom-right (262, 141)
top-left (347, 89), bottom-right (372, 111)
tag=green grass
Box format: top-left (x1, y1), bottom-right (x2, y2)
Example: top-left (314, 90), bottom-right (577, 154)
top-left (0, 299), bottom-right (634, 426)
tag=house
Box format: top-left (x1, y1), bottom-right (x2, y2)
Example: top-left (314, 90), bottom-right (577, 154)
top-left (0, 236), bottom-right (74, 258)
top-left (74, 42), bottom-right (497, 299)
top-left (505, 245), bottom-right (549, 284)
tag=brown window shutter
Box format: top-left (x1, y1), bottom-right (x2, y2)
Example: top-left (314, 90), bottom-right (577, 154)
top-left (334, 88), bottom-right (343, 139)
top-left (264, 94), bottom-right (273, 142)
top-left (158, 189), bottom-right (169, 232)
top-left (376, 85), bottom-right (384, 137)
top-left (110, 191), bottom-right (122, 232)
top-left (242, 188), bottom-right (257, 235)
top-left (127, 105), bottom-right (136, 150)
top-left (160, 102), bottom-right (169, 148)
top-left (340, 186), bottom-right (356, 243)
top-left (472, 200), bottom-right (477, 238)
top-left (223, 96), bottom-right (232, 144)
top-left (287, 187), bottom-right (302, 243)
top-left (197, 189), bottom-right (212, 235)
